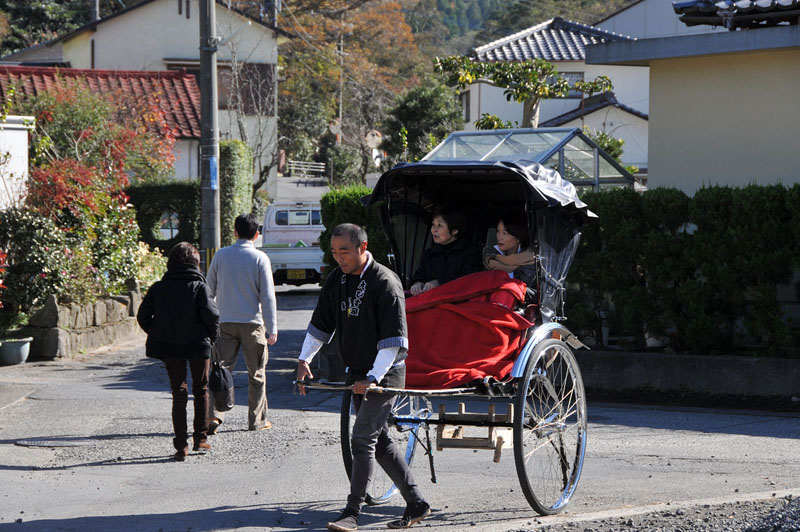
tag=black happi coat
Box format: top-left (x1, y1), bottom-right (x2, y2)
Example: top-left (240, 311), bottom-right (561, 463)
top-left (137, 263), bottom-right (220, 359)
top-left (411, 238), bottom-right (482, 285)
top-left (308, 259), bottom-right (408, 384)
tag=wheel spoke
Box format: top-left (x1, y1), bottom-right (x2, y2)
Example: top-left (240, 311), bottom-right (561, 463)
top-left (514, 339), bottom-right (587, 516)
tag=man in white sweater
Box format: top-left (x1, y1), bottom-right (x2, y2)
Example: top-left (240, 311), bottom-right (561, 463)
top-left (206, 213), bottom-right (278, 432)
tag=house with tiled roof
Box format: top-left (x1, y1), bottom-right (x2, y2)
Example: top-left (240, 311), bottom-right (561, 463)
top-left (672, 0), bottom-right (800, 31)
top-left (459, 17), bottom-right (649, 169)
top-left (586, 5), bottom-right (800, 192)
top-left (2, 0), bottom-right (292, 198)
top-left (0, 65), bottom-right (201, 180)
top-left (594, 0), bottom-right (724, 38)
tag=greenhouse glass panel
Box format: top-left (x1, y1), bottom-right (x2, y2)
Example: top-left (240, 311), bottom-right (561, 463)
top-left (544, 153), bottom-right (592, 182)
top-left (425, 133), bottom-right (509, 161)
top-left (481, 131), bottom-right (565, 161)
top-left (599, 183), bottom-right (630, 191)
top-left (562, 137), bottom-right (596, 181)
top-left (599, 156), bottom-right (624, 180)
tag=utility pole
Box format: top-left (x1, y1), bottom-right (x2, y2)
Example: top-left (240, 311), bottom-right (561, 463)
top-left (338, 12), bottom-right (344, 146)
top-left (199, 0), bottom-right (221, 261)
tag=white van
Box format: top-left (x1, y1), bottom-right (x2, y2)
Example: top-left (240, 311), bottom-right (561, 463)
top-left (261, 202), bottom-right (324, 246)
top-left (260, 202), bottom-right (325, 285)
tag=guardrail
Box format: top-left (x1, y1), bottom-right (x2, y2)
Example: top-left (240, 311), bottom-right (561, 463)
top-left (288, 160), bottom-right (326, 178)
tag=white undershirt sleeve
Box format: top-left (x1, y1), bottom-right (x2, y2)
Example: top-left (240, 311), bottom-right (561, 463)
top-left (367, 346), bottom-right (401, 384)
top-left (298, 332), bottom-right (324, 364)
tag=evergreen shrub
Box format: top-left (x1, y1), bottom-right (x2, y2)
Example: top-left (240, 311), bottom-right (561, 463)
top-left (569, 185), bottom-right (800, 357)
top-left (126, 181), bottom-right (200, 252)
top-left (219, 140), bottom-right (254, 246)
top-left (319, 185), bottom-right (389, 279)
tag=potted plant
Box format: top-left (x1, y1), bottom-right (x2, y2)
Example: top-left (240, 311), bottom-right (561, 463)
top-left (0, 249), bottom-right (32, 365)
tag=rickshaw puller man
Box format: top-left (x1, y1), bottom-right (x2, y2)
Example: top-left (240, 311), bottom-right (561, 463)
top-left (296, 223), bottom-right (431, 531)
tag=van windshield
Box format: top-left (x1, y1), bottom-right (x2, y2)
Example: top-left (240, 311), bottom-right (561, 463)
top-left (275, 209), bottom-right (323, 226)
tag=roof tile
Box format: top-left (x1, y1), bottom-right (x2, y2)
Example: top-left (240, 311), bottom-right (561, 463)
top-left (472, 17), bottom-right (635, 62)
top-left (0, 65), bottom-right (201, 139)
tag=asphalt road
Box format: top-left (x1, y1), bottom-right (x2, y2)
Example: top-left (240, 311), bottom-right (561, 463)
top-left (0, 287), bottom-right (798, 532)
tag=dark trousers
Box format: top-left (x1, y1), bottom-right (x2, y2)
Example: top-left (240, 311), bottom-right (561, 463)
top-left (346, 387), bottom-right (425, 513)
top-left (163, 357), bottom-right (210, 451)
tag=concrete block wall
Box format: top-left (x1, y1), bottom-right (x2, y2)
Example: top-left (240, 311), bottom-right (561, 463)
top-left (23, 292), bottom-right (142, 360)
top-left (575, 350), bottom-right (800, 399)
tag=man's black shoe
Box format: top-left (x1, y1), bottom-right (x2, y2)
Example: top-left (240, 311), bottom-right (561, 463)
top-left (327, 509), bottom-right (359, 531)
top-left (386, 501), bottom-right (431, 529)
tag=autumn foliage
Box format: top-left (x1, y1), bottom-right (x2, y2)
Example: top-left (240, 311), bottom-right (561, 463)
top-left (0, 80), bottom-right (173, 313)
top-left (26, 159), bottom-right (108, 219)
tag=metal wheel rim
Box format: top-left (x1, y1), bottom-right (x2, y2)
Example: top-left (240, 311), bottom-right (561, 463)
top-left (514, 339), bottom-right (587, 515)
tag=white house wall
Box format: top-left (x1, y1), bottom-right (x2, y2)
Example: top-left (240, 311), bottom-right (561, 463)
top-left (172, 139), bottom-right (199, 180)
top-left (648, 49), bottom-right (800, 193)
top-left (63, 1), bottom-right (277, 70)
top-left (0, 116), bottom-right (33, 209)
top-left (595, 0), bottom-right (724, 39)
top-left (558, 108), bottom-right (649, 168)
top-left (579, 63), bottom-right (649, 114)
top-left (463, 82), bottom-right (523, 129)
top-left (461, 62), bottom-right (648, 129)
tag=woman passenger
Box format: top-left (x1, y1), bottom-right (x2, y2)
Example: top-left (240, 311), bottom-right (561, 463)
top-left (483, 210), bottom-right (537, 294)
top-left (409, 205), bottom-right (482, 296)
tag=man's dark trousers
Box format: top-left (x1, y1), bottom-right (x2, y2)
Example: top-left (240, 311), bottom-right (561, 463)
top-left (345, 367), bottom-right (424, 513)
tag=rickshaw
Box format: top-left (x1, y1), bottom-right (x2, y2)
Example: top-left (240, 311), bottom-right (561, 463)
top-left (303, 129), bottom-right (598, 516)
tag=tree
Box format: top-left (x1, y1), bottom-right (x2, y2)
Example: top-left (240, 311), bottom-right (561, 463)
top-left (222, 36), bottom-right (280, 199)
top-left (474, 113), bottom-right (513, 130)
top-left (16, 82), bottom-right (175, 186)
top-left (434, 55), bottom-right (612, 127)
top-left (0, 1), bottom-right (126, 56)
top-left (475, 0), bottom-right (634, 44)
top-left (277, 0), bottom-right (423, 183)
top-left (381, 77), bottom-right (463, 163)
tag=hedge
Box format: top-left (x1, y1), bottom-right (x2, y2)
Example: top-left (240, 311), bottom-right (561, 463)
top-left (219, 140), bottom-right (254, 246)
top-left (569, 184), bottom-right (800, 357)
top-left (126, 180), bottom-right (201, 252)
top-left (319, 185), bottom-right (389, 279)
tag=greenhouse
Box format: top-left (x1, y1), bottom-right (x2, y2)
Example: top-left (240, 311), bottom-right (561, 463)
top-left (422, 127), bottom-right (635, 191)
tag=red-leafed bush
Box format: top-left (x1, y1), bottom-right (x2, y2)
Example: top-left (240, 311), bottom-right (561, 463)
top-left (4, 81), bottom-right (172, 305)
top-left (26, 160), bottom-right (108, 220)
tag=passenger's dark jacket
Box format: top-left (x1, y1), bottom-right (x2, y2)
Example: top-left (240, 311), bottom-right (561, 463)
top-left (137, 263), bottom-right (219, 359)
top-left (411, 238), bottom-right (483, 286)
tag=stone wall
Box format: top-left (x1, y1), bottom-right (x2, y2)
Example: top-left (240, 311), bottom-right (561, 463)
top-left (23, 290), bottom-right (142, 360)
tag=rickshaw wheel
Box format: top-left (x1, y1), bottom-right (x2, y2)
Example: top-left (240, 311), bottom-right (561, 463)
top-left (513, 338), bottom-right (587, 515)
top-left (340, 391), bottom-right (422, 506)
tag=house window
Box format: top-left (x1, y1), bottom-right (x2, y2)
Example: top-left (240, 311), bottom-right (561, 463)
top-left (227, 63), bottom-right (276, 115)
top-left (459, 90), bottom-right (470, 123)
top-left (562, 72), bottom-right (584, 99)
top-left (165, 62), bottom-right (276, 117)
top-left (159, 212), bottom-right (180, 240)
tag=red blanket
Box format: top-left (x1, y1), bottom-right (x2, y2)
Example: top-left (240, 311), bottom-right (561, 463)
top-left (405, 271), bottom-right (533, 389)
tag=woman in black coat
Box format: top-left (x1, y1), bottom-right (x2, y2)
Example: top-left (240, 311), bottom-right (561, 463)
top-left (137, 242), bottom-right (219, 461)
top-left (409, 205), bottom-right (482, 296)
